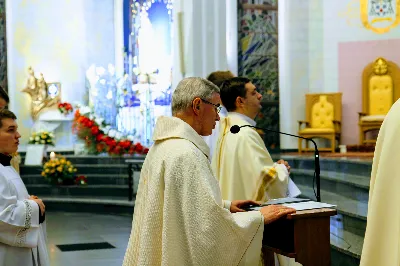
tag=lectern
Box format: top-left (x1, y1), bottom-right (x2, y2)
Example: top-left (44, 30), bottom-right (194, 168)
top-left (262, 208), bottom-right (337, 266)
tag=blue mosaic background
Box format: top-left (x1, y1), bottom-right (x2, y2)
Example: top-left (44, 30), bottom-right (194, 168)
top-left (238, 0), bottom-right (279, 150)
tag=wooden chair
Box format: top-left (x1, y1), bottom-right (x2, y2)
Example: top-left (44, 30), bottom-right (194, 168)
top-left (298, 93), bottom-right (342, 153)
top-left (359, 57), bottom-right (400, 144)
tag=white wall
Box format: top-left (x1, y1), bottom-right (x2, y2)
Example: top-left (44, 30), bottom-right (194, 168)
top-left (6, 0), bottom-right (115, 147)
top-left (308, 0), bottom-right (324, 93)
top-left (323, 0), bottom-right (400, 93)
top-left (279, 0), bottom-right (400, 148)
top-left (226, 0), bottom-right (238, 76)
top-left (172, 0), bottom-right (231, 90)
top-left (278, 0), bottom-right (311, 149)
top-left (326, 0), bottom-right (400, 144)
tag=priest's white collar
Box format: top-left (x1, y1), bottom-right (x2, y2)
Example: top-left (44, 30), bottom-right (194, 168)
top-left (228, 112), bottom-right (257, 127)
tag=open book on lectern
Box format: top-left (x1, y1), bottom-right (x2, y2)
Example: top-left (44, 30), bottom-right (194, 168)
top-left (245, 198), bottom-right (336, 211)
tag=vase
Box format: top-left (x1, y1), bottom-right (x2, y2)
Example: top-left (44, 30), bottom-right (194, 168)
top-left (43, 144), bottom-right (48, 158)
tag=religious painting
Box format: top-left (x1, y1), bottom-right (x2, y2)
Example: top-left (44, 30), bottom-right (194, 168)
top-left (361, 0), bottom-right (400, 33)
top-left (0, 0), bottom-right (7, 91)
top-left (238, 0), bottom-right (280, 150)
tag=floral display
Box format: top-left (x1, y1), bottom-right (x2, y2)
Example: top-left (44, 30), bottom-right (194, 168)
top-left (58, 102), bottom-right (74, 115)
top-left (72, 106), bottom-right (149, 156)
top-left (29, 131), bottom-right (55, 146)
top-left (41, 154), bottom-right (79, 185)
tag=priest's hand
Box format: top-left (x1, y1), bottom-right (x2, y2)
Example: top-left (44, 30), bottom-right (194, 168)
top-left (277, 159), bottom-right (291, 173)
top-left (29, 195), bottom-right (38, 200)
top-left (230, 200), bottom-right (261, 213)
top-left (259, 205), bottom-right (296, 224)
top-left (32, 198), bottom-right (46, 216)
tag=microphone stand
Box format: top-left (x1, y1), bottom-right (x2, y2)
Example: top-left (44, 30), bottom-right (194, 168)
top-left (238, 125), bottom-right (321, 202)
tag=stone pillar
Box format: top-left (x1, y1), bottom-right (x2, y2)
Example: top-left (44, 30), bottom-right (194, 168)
top-left (0, 0), bottom-right (7, 92)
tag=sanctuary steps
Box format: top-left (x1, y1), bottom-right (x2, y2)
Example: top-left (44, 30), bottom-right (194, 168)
top-left (20, 155), bottom-right (142, 214)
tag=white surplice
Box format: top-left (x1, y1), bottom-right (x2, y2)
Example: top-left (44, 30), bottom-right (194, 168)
top-left (360, 98), bottom-right (400, 266)
top-left (0, 164), bottom-right (49, 266)
top-left (123, 116), bottom-right (264, 266)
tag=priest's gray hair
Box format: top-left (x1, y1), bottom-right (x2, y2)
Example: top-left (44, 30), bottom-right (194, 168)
top-left (172, 77), bottom-right (220, 115)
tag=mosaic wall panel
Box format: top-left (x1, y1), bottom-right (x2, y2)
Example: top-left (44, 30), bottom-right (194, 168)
top-left (238, 0), bottom-right (279, 150)
top-left (0, 0), bottom-right (6, 92)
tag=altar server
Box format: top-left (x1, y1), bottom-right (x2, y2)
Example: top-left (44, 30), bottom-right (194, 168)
top-left (0, 109), bottom-right (49, 266)
top-left (0, 86), bottom-right (20, 173)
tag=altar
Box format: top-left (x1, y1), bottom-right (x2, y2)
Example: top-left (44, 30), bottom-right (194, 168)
top-left (32, 109), bottom-right (75, 151)
top-left (19, 67), bottom-right (76, 152)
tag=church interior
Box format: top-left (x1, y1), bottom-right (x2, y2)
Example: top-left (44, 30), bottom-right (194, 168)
top-left (1, 0), bottom-right (399, 265)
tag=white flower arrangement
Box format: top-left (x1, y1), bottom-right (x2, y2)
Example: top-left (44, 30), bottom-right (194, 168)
top-left (29, 131), bottom-right (55, 146)
top-left (108, 129), bottom-right (117, 138)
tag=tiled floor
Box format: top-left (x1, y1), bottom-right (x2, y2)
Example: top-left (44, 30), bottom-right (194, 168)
top-left (46, 212), bottom-right (133, 266)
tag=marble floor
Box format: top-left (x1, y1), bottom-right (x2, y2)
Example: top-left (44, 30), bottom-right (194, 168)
top-left (46, 212), bottom-right (133, 266)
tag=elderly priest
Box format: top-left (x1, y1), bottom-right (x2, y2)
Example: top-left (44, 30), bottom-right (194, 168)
top-left (0, 109), bottom-right (49, 266)
top-left (123, 77), bottom-right (295, 266)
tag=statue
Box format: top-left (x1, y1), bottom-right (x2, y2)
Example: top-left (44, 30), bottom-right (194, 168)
top-left (22, 67), bottom-right (58, 120)
top-left (37, 73), bottom-right (48, 102)
top-left (25, 66), bottom-right (39, 100)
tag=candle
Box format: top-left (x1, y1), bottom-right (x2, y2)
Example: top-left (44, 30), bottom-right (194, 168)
top-left (50, 152), bottom-right (56, 160)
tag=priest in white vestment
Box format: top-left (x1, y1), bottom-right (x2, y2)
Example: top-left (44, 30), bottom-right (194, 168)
top-left (360, 98), bottom-right (400, 266)
top-left (203, 71), bottom-right (235, 160)
top-left (123, 77), bottom-right (295, 266)
top-left (211, 77), bottom-right (300, 266)
top-left (211, 77), bottom-right (291, 202)
top-left (0, 109), bottom-right (49, 266)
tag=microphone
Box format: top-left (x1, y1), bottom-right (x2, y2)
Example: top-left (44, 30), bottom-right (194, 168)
top-left (230, 124), bottom-right (321, 202)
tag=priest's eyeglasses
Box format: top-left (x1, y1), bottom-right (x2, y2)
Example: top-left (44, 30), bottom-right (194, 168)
top-left (200, 98), bottom-right (222, 113)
